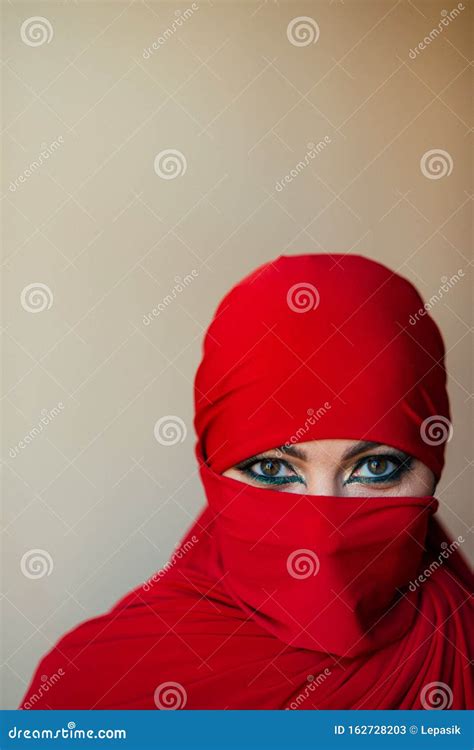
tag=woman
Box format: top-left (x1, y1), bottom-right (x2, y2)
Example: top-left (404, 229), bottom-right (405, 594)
top-left (21, 254), bottom-right (472, 710)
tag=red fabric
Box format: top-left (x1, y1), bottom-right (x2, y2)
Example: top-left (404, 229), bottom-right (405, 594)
top-left (21, 254), bottom-right (472, 710)
top-left (194, 254), bottom-right (450, 478)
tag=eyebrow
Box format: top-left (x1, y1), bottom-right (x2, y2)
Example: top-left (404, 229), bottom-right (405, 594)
top-left (280, 441), bottom-right (408, 463)
top-left (278, 441), bottom-right (395, 462)
top-left (237, 444), bottom-right (308, 466)
top-left (340, 440), bottom-right (405, 462)
top-left (277, 444), bottom-right (308, 460)
top-left (242, 440), bottom-right (407, 466)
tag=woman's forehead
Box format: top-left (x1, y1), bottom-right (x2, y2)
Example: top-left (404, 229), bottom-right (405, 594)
top-left (251, 439), bottom-right (404, 462)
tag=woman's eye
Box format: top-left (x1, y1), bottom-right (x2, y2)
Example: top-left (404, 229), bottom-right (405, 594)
top-left (349, 455), bottom-right (407, 482)
top-left (360, 458), bottom-right (392, 476)
top-left (251, 459), bottom-right (288, 478)
top-left (237, 456), bottom-right (303, 485)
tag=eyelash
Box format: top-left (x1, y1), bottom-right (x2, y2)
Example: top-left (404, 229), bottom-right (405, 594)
top-left (236, 453), bottom-right (413, 487)
top-left (347, 454), bottom-right (413, 484)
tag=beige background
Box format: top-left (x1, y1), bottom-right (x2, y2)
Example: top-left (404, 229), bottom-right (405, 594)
top-left (1, 0), bottom-right (472, 709)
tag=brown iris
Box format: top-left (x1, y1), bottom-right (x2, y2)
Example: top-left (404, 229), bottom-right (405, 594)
top-left (260, 459), bottom-right (282, 476)
top-left (367, 458), bottom-right (388, 475)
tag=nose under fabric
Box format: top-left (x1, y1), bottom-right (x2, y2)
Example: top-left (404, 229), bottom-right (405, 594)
top-left (199, 458), bottom-right (438, 657)
top-left (194, 254), bottom-right (450, 478)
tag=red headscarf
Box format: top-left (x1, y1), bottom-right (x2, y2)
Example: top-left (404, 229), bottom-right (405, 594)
top-left (21, 254), bottom-right (472, 710)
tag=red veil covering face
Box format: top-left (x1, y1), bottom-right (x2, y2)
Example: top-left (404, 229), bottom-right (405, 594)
top-left (21, 254), bottom-right (472, 710)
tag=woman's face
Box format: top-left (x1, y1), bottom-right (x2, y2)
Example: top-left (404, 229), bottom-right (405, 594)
top-left (222, 439), bottom-right (436, 497)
